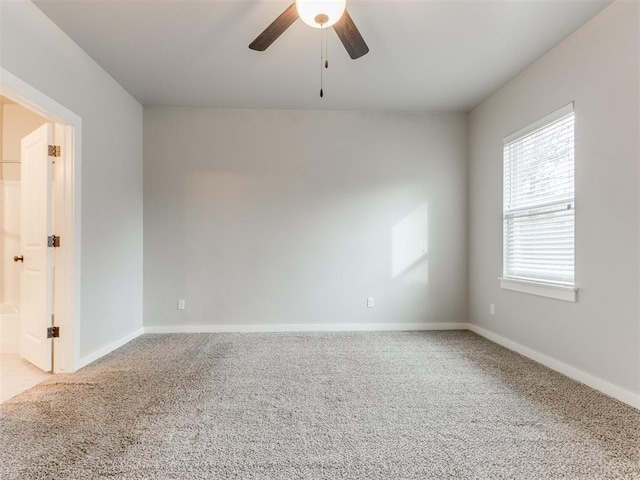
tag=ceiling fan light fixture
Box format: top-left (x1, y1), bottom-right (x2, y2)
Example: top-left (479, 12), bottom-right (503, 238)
top-left (296, 0), bottom-right (346, 28)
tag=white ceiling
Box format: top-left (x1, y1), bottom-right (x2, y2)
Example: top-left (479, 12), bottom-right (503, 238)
top-left (33, 0), bottom-right (612, 112)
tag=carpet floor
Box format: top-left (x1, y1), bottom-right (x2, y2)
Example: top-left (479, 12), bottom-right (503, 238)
top-left (0, 331), bottom-right (638, 479)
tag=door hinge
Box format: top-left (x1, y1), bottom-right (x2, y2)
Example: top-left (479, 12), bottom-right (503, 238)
top-left (47, 235), bottom-right (60, 248)
top-left (48, 145), bottom-right (61, 157)
top-left (47, 326), bottom-right (60, 338)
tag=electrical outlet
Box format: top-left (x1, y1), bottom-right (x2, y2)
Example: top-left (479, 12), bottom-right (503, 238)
top-left (367, 297), bottom-right (375, 308)
top-left (177, 299), bottom-right (186, 310)
top-left (490, 304), bottom-right (495, 315)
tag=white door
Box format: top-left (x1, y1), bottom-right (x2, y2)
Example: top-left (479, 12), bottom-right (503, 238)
top-left (19, 123), bottom-right (54, 372)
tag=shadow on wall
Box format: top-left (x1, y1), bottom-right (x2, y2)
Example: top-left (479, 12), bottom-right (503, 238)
top-left (391, 202), bottom-right (428, 283)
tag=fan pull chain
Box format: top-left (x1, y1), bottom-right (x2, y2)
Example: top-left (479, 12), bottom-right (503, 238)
top-left (320, 27), bottom-right (324, 97)
top-left (325, 25), bottom-right (329, 69)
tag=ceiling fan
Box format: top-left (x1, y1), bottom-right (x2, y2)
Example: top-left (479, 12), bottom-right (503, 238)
top-left (249, 0), bottom-right (369, 60)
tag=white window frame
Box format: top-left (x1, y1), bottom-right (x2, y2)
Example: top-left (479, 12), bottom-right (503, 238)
top-left (500, 103), bottom-right (577, 302)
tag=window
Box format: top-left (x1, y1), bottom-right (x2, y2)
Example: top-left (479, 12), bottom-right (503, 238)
top-left (501, 103), bottom-right (576, 301)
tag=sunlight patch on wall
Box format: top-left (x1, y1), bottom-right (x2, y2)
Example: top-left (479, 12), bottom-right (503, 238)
top-left (391, 203), bottom-right (428, 281)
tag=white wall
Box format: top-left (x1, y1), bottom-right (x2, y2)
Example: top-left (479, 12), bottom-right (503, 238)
top-left (0, 1), bottom-right (144, 358)
top-left (468, 0), bottom-right (639, 398)
top-left (144, 108), bottom-right (467, 330)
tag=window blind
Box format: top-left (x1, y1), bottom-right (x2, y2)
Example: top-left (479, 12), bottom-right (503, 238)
top-left (503, 104), bottom-right (575, 286)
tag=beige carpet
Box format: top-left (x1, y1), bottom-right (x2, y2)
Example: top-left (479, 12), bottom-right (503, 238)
top-left (1, 331), bottom-right (638, 479)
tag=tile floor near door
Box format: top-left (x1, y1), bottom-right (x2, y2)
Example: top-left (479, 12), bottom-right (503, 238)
top-left (0, 354), bottom-right (51, 403)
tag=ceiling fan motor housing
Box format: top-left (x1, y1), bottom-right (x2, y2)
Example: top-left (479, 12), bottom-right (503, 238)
top-left (296, 0), bottom-right (346, 28)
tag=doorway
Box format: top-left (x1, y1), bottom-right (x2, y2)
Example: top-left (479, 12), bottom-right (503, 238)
top-left (0, 99), bottom-right (46, 355)
top-left (0, 67), bottom-right (81, 380)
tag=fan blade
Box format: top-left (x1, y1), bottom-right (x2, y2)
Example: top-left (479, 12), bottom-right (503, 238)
top-left (249, 3), bottom-right (298, 51)
top-left (333, 9), bottom-right (369, 59)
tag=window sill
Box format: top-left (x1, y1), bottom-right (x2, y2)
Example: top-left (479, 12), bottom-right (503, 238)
top-left (499, 277), bottom-right (577, 302)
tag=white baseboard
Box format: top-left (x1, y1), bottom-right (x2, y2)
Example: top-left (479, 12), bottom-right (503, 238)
top-left (77, 327), bottom-right (144, 370)
top-left (144, 322), bottom-right (470, 334)
top-left (468, 324), bottom-right (640, 410)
